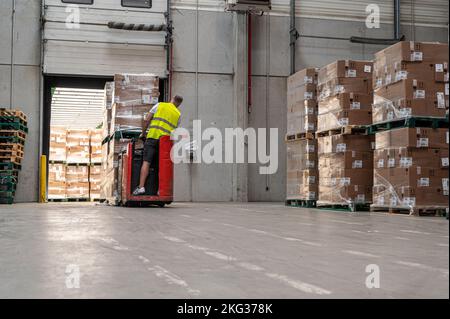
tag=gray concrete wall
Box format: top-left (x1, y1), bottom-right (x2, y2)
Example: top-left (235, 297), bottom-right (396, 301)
top-left (1, 0), bottom-right (41, 203)
top-left (171, 9), bottom-right (449, 202)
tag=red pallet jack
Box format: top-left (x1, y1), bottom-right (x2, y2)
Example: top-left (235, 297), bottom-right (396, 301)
top-left (118, 135), bottom-right (173, 207)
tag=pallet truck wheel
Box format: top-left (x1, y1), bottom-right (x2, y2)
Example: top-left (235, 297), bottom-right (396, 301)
top-left (157, 203), bottom-right (165, 208)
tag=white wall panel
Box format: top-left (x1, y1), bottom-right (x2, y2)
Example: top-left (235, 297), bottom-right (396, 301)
top-left (43, 0), bottom-right (167, 76)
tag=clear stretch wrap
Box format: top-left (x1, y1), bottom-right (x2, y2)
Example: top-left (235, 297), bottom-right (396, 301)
top-left (90, 129), bottom-right (103, 164)
top-left (286, 139), bottom-right (318, 200)
top-left (318, 60), bottom-right (373, 86)
top-left (48, 163), bottom-right (66, 199)
top-left (66, 129), bottom-right (90, 164)
top-left (287, 68), bottom-right (318, 135)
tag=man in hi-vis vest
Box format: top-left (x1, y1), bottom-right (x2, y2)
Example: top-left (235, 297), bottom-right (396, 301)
top-left (133, 95), bottom-right (183, 196)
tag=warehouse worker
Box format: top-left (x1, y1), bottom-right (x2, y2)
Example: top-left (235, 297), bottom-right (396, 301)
top-left (133, 95), bottom-right (183, 196)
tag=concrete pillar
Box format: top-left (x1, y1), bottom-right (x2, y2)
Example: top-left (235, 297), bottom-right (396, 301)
top-left (232, 12), bottom-right (248, 202)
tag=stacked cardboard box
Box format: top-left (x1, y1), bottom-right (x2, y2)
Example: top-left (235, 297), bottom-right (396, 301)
top-left (102, 81), bottom-right (114, 139)
top-left (317, 60), bottom-right (373, 131)
top-left (286, 68), bottom-right (319, 202)
top-left (65, 165), bottom-right (90, 199)
top-left (286, 68), bottom-right (318, 136)
top-left (373, 41), bottom-right (449, 123)
top-left (316, 60), bottom-right (374, 208)
top-left (89, 165), bottom-right (102, 200)
top-left (48, 163), bottom-right (66, 199)
top-left (373, 127), bottom-right (449, 212)
top-left (100, 73), bottom-right (158, 204)
top-left (49, 126), bottom-right (66, 162)
top-left (90, 129), bottom-right (102, 164)
top-left (317, 134), bottom-right (374, 206)
top-left (371, 42), bottom-right (449, 214)
top-left (66, 129), bottom-right (90, 164)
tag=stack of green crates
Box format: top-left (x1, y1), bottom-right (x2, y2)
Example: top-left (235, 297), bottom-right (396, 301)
top-left (0, 108), bottom-right (28, 204)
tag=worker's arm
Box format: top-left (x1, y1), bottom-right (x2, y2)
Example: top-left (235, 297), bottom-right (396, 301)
top-left (140, 104), bottom-right (158, 138)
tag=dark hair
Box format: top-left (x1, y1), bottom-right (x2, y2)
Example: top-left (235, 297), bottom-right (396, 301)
top-left (173, 95), bottom-right (183, 106)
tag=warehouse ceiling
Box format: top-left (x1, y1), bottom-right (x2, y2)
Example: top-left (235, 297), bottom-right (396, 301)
top-left (50, 87), bottom-right (105, 129)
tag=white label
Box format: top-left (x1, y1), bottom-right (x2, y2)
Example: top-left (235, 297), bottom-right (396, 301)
top-left (410, 51), bottom-right (423, 61)
top-left (377, 159), bottom-right (385, 168)
top-left (336, 143), bottom-right (347, 152)
top-left (377, 197), bottom-right (385, 205)
top-left (443, 178), bottom-right (449, 191)
top-left (352, 160), bottom-right (363, 168)
top-left (304, 76), bottom-right (313, 84)
top-left (388, 158), bottom-right (396, 168)
top-left (304, 92), bottom-right (314, 100)
top-left (334, 85), bottom-right (345, 94)
top-left (441, 157), bottom-right (449, 167)
top-left (364, 65), bottom-right (372, 73)
top-left (346, 69), bottom-right (357, 77)
top-left (400, 157), bottom-right (413, 168)
top-left (351, 102), bottom-right (361, 110)
top-left (307, 123), bottom-right (315, 131)
top-left (306, 145), bottom-right (315, 153)
top-left (114, 96), bottom-right (120, 103)
top-left (376, 78), bottom-right (383, 88)
top-left (445, 83), bottom-right (449, 96)
top-left (437, 92), bottom-right (445, 108)
top-left (399, 108), bottom-right (412, 117)
top-left (387, 111), bottom-right (395, 120)
top-left (307, 176), bottom-right (316, 184)
top-left (416, 138), bottom-right (429, 148)
top-left (150, 96), bottom-right (159, 104)
top-left (418, 177), bottom-right (430, 187)
top-left (445, 73), bottom-right (449, 82)
top-left (340, 177), bottom-right (351, 186)
top-left (331, 178), bottom-right (337, 186)
top-left (395, 71), bottom-right (408, 81)
top-left (306, 107), bottom-right (315, 115)
top-left (435, 64), bottom-right (444, 72)
top-left (414, 90), bottom-right (425, 99)
top-left (338, 118), bottom-right (349, 126)
top-left (142, 95), bottom-right (151, 104)
top-left (306, 160), bottom-right (315, 168)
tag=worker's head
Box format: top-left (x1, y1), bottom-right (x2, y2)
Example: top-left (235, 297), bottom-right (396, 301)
top-left (171, 95), bottom-right (183, 107)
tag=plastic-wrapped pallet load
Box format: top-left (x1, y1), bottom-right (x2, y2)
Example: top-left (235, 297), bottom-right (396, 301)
top-left (66, 129), bottom-right (90, 164)
top-left (372, 127), bottom-right (449, 215)
top-left (89, 165), bottom-right (101, 200)
top-left (317, 60), bottom-right (373, 131)
top-left (373, 41), bottom-right (449, 123)
top-left (49, 126), bottom-right (66, 162)
top-left (317, 134), bottom-right (374, 208)
top-left (66, 165), bottom-right (90, 199)
top-left (316, 60), bottom-right (374, 210)
top-left (286, 68), bottom-right (318, 137)
top-left (48, 163), bottom-right (66, 199)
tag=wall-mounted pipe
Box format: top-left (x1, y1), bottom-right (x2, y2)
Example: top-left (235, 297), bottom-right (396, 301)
top-left (394, 0), bottom-right (400, 40)
top-left (289, 0), bottom-right (299, 75)
top-left (247, 13), bottom-right (252, 113)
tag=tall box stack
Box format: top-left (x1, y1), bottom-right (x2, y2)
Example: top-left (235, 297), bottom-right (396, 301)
top-left (66, 129), bottom-right (90, 164)
top-left (102, 81), bottom-right (114, 139)
top-left (100, 73), bottom-right (158, 204)
top-left (286, 68), bottom-right (319, 204)
top-left (66, 165), bottom-right (90, 199)
top-left (48, 163), bottom-right (66, 199)
top-left (89, 165), bottom-right (102, 200)
top-left (371, 41), bottom-right (449, 215)
top-left (316, 60), bottom-right (375, 210)
top-left (49, 126), bottom-right (67, 162)
top-left (90, 129), bottom-right (102, 164)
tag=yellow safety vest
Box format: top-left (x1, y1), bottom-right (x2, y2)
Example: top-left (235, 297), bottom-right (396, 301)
top-left (146, 102), bottom-right (181, 139)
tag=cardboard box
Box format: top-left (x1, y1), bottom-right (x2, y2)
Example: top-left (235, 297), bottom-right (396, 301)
top-left (48, 181), bottom-right (66, 199)
top-left (318, 60), bottom-right (373, 85)
top-left (319, 151), bottom-right (373, 170)
top-left (111, 104), bottom-right (151, 132)
top-left (49, 126), bottom-right (67, 162)
top-left (287, 169), bottom-right (318, 200)
top-left (287, 68), bottom-right (319, 90)
top-left (317, 109), bottom-right (372, 131)
top-left (318, 77), bottom-right (372, 101)
top-left (374, 147), bottom-right (449, 169)
top-left (374, 41), bottom-right (449, 65)
top-left (319, 93), bottom-right (373, 113)
top-left (66, 165), bottom-right (89, 183)
top-left (66, 182), bottom-right (90, 199)
top-left (287, 100), bottom-right (318, 135)
top-left (375, 127), bottom-right (449, 150)
top-left (318, 134), bottom-right (374, 154)
top-left (113, 73), bottom-right (159, 107)
top-left (373, 185), bottom-right (448, 207)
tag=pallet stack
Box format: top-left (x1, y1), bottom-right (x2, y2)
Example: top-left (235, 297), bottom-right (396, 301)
top-left (371, 41), bottom-right (449, 216)
top-left (316, 60), bottom-right (375, 211)
top-left (0, 108), bottom-right (27, 204)
top-left (100, 73), bottom-right (159, 205)
top-left (285, 68), bottom-right (319, 207)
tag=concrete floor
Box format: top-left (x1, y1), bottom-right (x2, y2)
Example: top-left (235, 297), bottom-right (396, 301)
top-left (0, 202), bottom-right (448, 299)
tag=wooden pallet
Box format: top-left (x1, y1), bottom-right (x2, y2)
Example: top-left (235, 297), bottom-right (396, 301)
top-left (0, 156), bottom-right (22, 165)
top-left (0, 170), bottom-right (19, 178)
top-left (370, 205), bottom-right (448, 217)
top-left (0, 122), bottom-right (28, 133)
top-left (0, 143), bottom-right (24, 152)
top-left (316, 125), bottom-right (368, 138)
top-left (0, 162), bottom-right (21, 170)
top-left (0, 149), bottom-right (24, 158)
top-left (0, 136), bottom-right (25, 145)
top-left (368, 116), bottom-right (449, 135)
top-left (0, 197), bottom-right (14, 204)
top-left (317, 201), bottom-right (371, 212)
top-left (0, 130), bottom-right (26, 139)
top-left (285, 131), bottom-right (315, 141)
top-left (0, 108), bottom-right (27, 123)
top-left (48, 160), bottom-right (66, 164)
top-left (285, 198), bottom-right (317, 208)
